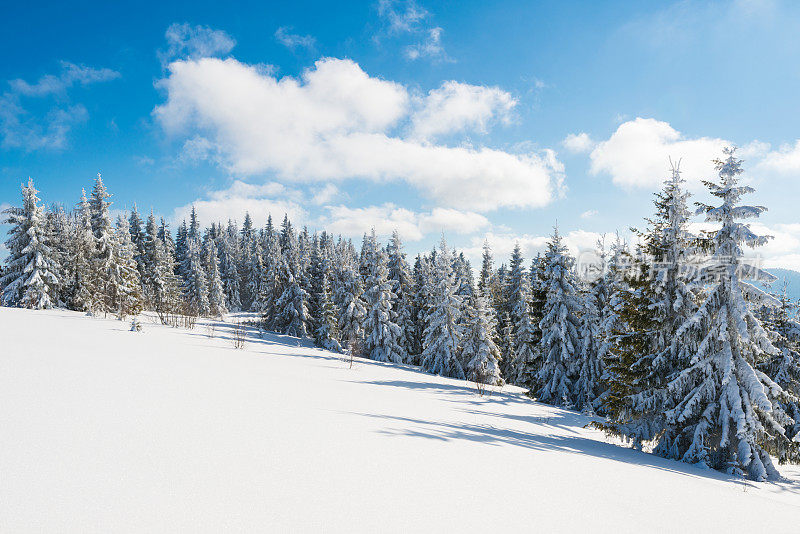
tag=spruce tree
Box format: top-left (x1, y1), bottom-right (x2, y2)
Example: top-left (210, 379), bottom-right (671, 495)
top-left (363, 245), bottom-right (406, 363)
top-left (421, 238), bottom-right (464, 379)
top-left (535, 227), bottom-right (582, 406)
top-left (0, 179), bottom-right (60, 309)
top-left (661, 149), bottom-right (797, 480)
top-left (462, 292), bottom-right (503, 387)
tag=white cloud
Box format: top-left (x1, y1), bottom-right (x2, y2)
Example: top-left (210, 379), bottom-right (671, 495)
top-left (319, 204), bottom-right (488, 242)
top-left (562, 132), bottom-right (595, 154)
top-left (8, 61), bottom-right (120, 97)
top-left (160, 23), bottom-right (236, 65)
top-left (377, 0), bottom-right (429, 34)
top-left (463, 229), bottom-right (606, 265)
top-left (311, 183), bottom-right (340, 205)
top-left (588, 118), bottom-right (730, 189)
top-left (154, 56), bottom-right (561, 212)
top-left (581, 209), bottom-right (598, 219)
top-left (755, 140), bottom-right (800, 174)
top-left (1, 62), bottom-right (119, 151)
top-left (410, 81), bottom-right (516, 140)
top-left (377, 0), bottom-right (450, 62)
top-left (404, 27), bottom-right (450, 62)
top-left (274, 27), bottom-right (316, 51)
top-left (170, 180), bottom-right (306, 229)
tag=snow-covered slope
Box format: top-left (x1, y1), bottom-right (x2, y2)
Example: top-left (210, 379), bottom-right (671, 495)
top-left (1, 308), bottom-right (799, 532)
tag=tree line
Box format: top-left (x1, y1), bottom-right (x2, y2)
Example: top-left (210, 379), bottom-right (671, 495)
top-left (2, 148), bottom-right (799, 480)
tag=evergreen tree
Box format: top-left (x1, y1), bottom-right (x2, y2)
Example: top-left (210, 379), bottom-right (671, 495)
top-left (182, 234), bottom-right (210, 316)
top-left (62, 190), bottom-right (94, 311)
top-left (535, 227), bottom-right (582, 406)
top-left (110, 215), bottom-right (143, 317)
top-left (363, 245), bottom-right (406, 363)
top-left (421, 238), bottom-right (464, 379)
top-left (88, 174), bottom-right (118, 314)
top-left (129, 204), bottom-right (147, 285)
top-left (661, 149), bottom-right (796, 480)
top-left (462, 293), bottom-right (503, 387)
top-left (335, 262), bottom-right (367, 352)
top-left (387, 231), bottom-right (415, 358)
top-left (0, 179), bottom-right (60, 309)
top-left (205, 238), bottom-right (227, 317)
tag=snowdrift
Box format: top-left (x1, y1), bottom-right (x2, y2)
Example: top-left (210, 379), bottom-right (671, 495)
top-left (1, 308), bottom-right (799, 532)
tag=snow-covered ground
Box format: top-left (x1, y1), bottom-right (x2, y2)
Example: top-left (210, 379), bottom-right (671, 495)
top-left (1, 308), bottom-right (799, 532)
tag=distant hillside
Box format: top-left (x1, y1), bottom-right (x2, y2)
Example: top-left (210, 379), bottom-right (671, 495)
top-left (757, 268), bottom-right (800, 301)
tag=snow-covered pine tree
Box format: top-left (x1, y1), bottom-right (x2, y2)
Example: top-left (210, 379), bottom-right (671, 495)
top-left (535, 227), bottom-right (582, 406)
top-left (758, 282), bottom-right (800, 454)
top-left (181, 233), bottom-right (210, 316)
top-left (129, 204), bottom-right (148, 286)
top-left (505, 244), bottom-right (538, 385)
top-left (219, 220), bottom-right (242, 312)
top-left (61, 190), bottom-right (95, 311)
top-left (387, 230), bottom-right (416, 359)
top-left (205, 238), bottom-right (227, 317)
top-left (0, 178), bottom-right (60, 309)
top-left (272, 220), bottom-right (310, 337)
top-left (335, 259), bottom-right (367, 353)
top-left (175, 220), bottom-right (189, 279)
top-left (461, 292), bottom-right (503, 387)
top-left (110, 215), bottom-right (143, 318)
top-left (663, 148), bottom-right (797, 480)
top-left (314, 266), bottom-right (343, 353)
top-left (603, 164), bottom-right (699, 443)
top-left (421, 238), bottom-right (465, 379)
top-left (88, 173), bottom-right (118, 314)
top-left (363, 244), bottom-right (406, 364)
top-left (146, 218), bottom-right (182, 319)
top-left (238, 212), bottom-right (256, 309)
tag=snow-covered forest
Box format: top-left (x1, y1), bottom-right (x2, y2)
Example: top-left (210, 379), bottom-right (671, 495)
top-left (3, 148), bottom-right (800, 481)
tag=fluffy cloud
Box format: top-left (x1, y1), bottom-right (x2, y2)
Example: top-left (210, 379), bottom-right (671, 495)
top-left (580, 209), bottom-right (598, 219)
top-left (319, 204), bottom-right (489, 242)
top-left (588, 118), bottom-right (729, 189)
top-left (1, 62), bottom-right (119, 150)
top-left (410, 81), bottom-right (516, 140)
top-left (170, 180), bottom-right (306, 229)
top-left (562, 132), bottom-right (595, 154)
top-left (464, 229), bottom-right (606, 265)
top-left (274, 27), bottom-right (316, 51)
top-left (160, 23), bottom-right (236, 65)
top-left (755, 140), bottom-right (800, 175)
top-left (154, 56), bottom-right (561, 212)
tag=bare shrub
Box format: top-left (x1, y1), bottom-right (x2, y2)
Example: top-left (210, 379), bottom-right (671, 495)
top-left (232, 320), bottom-right (246, 349)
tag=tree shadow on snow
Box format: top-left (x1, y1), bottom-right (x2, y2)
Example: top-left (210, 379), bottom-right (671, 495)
top-left (346, 411), bottom-right (800, 490)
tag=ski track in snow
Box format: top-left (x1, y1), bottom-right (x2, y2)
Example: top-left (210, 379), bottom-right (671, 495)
top-left (1, 308), bottom-right (799, 532)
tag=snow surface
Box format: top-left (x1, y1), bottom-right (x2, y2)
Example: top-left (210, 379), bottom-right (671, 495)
top-left (1, 308), bottom-right (799, 532)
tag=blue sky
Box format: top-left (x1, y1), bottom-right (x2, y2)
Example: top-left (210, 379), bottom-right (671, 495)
top-left (4, 0), bottom-right (800, 268)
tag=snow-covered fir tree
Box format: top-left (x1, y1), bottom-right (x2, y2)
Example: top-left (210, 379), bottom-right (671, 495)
top-left (272, 219), bottom-right (310, 337)
top-left (535, 227), bottom-right (582, 406)
top-left (363, 243), bottom-right (406, 363)
top-left (181, 232), bottom-right (210, 316)
top-left (461, 292), bottom-right (503, 387)
top-left (421, 238), bottom-right (465, 379)
top-left (662, 149), bottom-right (796, 480)
top-left (0, 179), bottom-right (60, 309)
top-left (109, 215), bottom-right (143, 318)
top-left (88, 174), bottom-right (119, 314)
top-left (205, 238), bottom-right (227, 317)
top-left (387, 230), bottom-right (416, 359)
top-left (335, 259), bottom-right (367, 353)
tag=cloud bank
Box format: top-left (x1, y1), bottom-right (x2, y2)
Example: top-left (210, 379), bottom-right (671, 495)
top-left (155, 56), bottom-right (561, 212)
